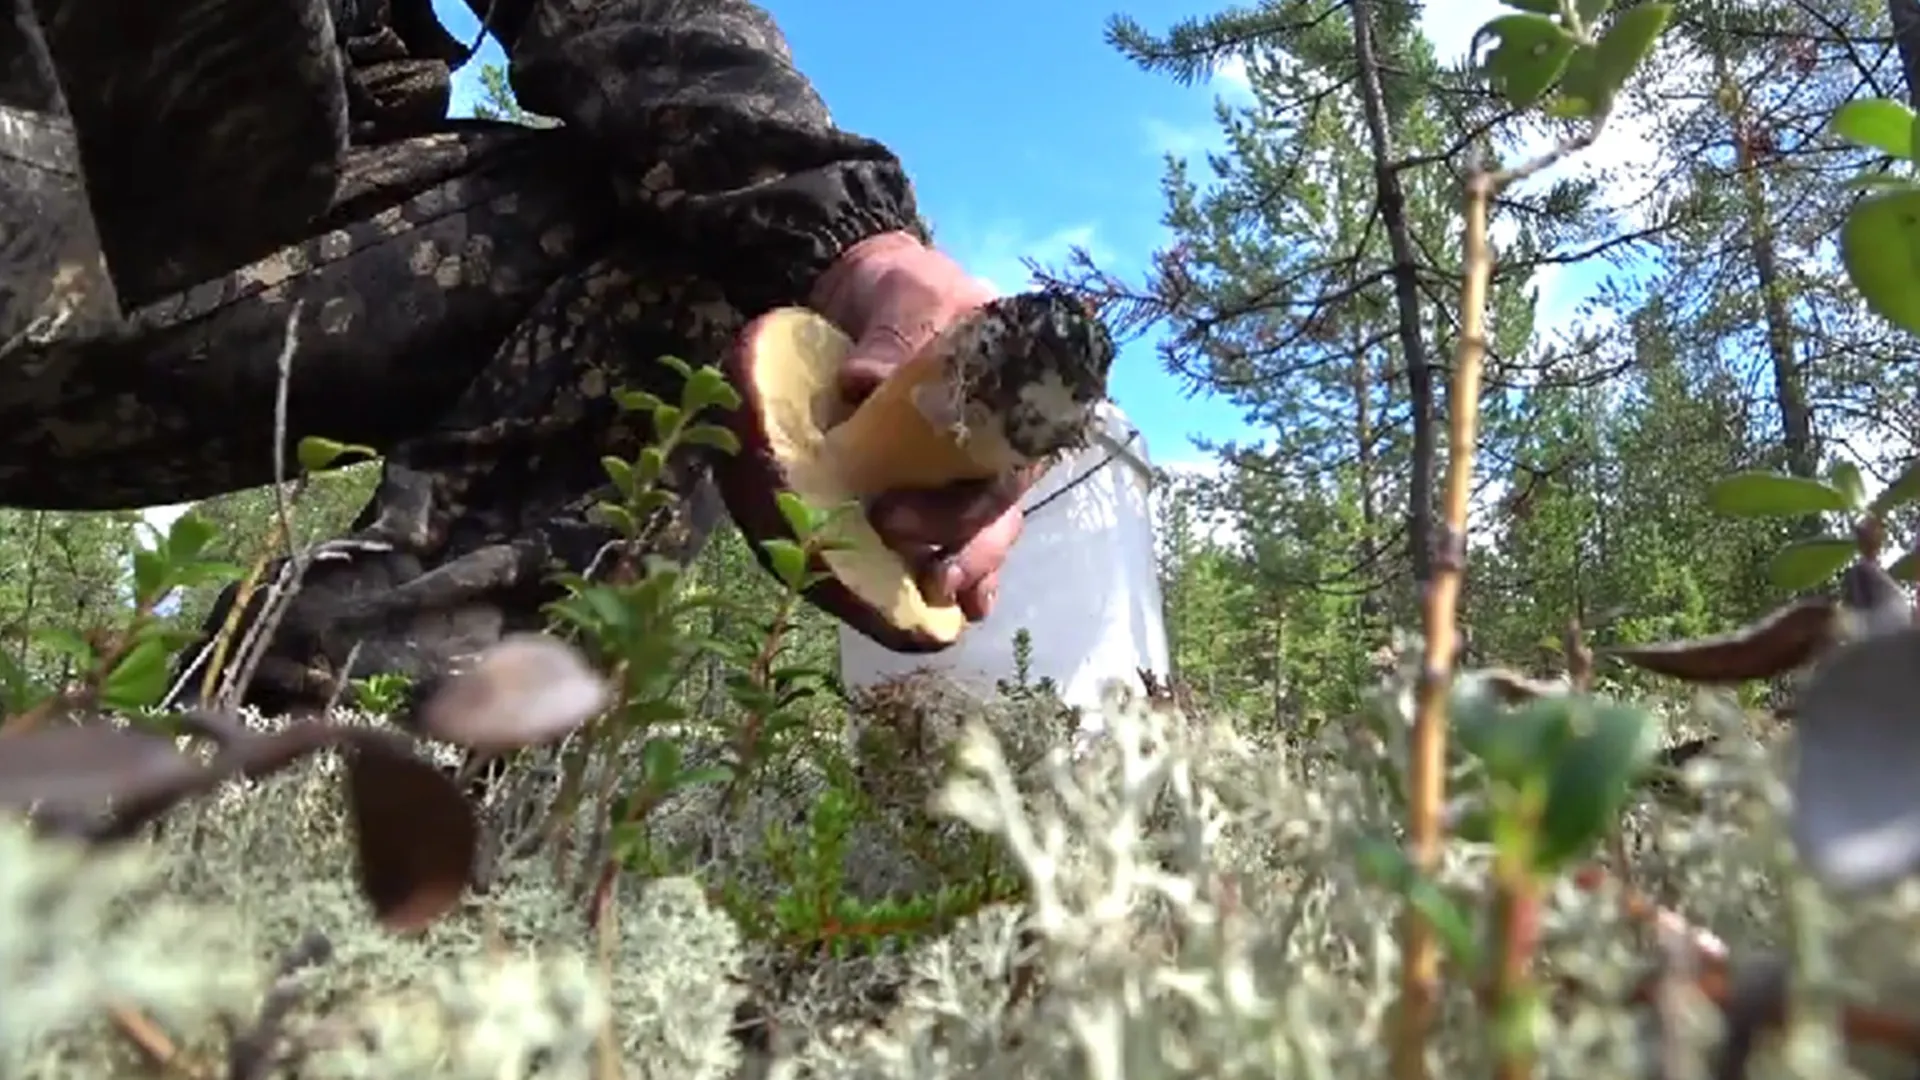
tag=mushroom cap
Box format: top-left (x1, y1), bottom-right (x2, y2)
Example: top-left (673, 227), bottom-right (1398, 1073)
top-left (715, 307), bottom-right (965, 651)
top-left (713, 293), bottom-right (1114, 653)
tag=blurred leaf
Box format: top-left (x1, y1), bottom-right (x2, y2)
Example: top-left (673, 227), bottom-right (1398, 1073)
top-left (1830, 461), bottom-right (1868, 511)
top-left (101, 637), bottom-right (173, 712)
top-left (1842, 189), bottom-right (1920, 336)
top-left (165, 512), bottom-right (218, 561)
top-left (1767, 537), bottom-right (1856, 592)
top-left (1534, 699), bottom-right (1660, 871)
top-left (1584, 3), bottom-right (1671, 108)
top-left (1889, 549), bottom-right (1920, 583)
top-left (1453, 679), bottom-right (1570, 784)
top-left (588, 503), bottom-right (638, 538)
top-left (1831, 98), bottom-right (1918, 160)
top-left (296, 436), bottom-right (376, 474)
top-left (34, 626), bottom-right (95, 667)
top-left (613, 387), bottom-right (664, 413)
top-left (681, 423), bottom-right (741, 456)
top-left (131, 549), bottom-right (168, 603)
top-left (602, 456), bottom-right (635, 499)
top-left (1481, 14), bottom-right (1578, 109)
top-left (1575, 0), bottom-right (1612, 23)
top-left (761, 539), bottom-right (810, 591)
top-left (1354, 836), bottom-right (1483, 970)
top-left (1871, 460), bottom-right (1920, 516)
top-left (1708, 472), bottom-right (1848, 518)
top-left (775, 492), bottom-right (823, 540)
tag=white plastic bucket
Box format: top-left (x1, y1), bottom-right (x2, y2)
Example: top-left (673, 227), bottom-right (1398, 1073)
top-left (838, 401), bottom-right (1171, 719)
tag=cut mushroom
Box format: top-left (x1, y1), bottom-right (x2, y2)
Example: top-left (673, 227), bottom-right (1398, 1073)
top-left (714, 288), bottom-right (1116, 652)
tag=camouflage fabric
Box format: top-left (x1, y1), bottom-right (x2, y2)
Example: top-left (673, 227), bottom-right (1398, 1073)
top-left (0, 0), bottom-right (119, 348)
top-left (0, 0), bottom-right (929, 709)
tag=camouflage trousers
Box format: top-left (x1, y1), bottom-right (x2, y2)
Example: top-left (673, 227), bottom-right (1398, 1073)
top-left (2, 0), bottom-right (734, 712)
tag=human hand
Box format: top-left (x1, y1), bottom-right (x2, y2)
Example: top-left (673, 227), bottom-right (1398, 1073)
top-left (809, 230), bottom-right (1042, 622)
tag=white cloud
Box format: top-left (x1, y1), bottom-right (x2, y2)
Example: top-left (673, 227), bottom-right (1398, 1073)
top-left (1214, 55), bottom-right (1253, 101)
top-left (955, 221), bottom-right (1110, 298)
top-left (1143, 116), bottom-right (1224, 160)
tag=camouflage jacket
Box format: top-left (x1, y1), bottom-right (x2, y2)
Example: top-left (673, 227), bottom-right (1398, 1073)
top-left (0, 0), bottom-right (926, 507)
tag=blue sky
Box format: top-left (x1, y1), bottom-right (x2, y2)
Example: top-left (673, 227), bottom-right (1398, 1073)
top-left (427, 0), bottom-right (1600, 469)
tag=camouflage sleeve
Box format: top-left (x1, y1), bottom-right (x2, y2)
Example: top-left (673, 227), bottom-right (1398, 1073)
top-left (497, 0), bottom-right (928, 313)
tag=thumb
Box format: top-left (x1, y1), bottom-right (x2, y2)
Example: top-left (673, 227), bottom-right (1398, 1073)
top-left (836, 325), bottom-right (919, 404)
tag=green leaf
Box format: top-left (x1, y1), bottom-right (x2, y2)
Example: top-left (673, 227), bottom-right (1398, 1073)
top-left (295, 436), bottom-right (375, 474)
top-left (1830, 98), bottom-right (1918, 160)
top-left (1841, 188), bottom-right (1920, 336)
top-left (1495, 0), bottom-right (1559, 15)
top-left (1767, 537), bottom-right (1858, 592)
top-left (680, 423), bottom-right (741, 456)
top-left (174, 561), bottom-right (246, 588)
top-left (1888, 549), bottom-right (1920, 583)
top-left (601, 456), bottom-right (636, 499)
top-left (775, 491), bottom-right (822, 540)
top-left (635, 446), bottom-right (667, 488)
top-left (761, 538), bottom-right (810, 590)
top-left (681, 367), bottom-right (742, 416)
top-left (1353, 837), bottom-right (1483, 970)
top-left (165, 512), bottom-right (218, 562)
top-left (613, 387), bottom-right (665, 414)
top-left (1707, 471), bottom-right (1849, 518)
top-left (652, 405), bottom-right (685, 440)
top-left (1534, 700), bottom-right (1660, 872)
top-left (1830, 461), bottom-right (1868, 511)
top-left (655, 354), bottom-right (693, 380)
top-left (101, 637), bottom-right (174, 712)
top-left (1574, 0), bottom-right (1613, 25)
top-left (639, 736), bottom-right (682, 786)
top-left (1555, 4), bottom-right (1670, 118)
top-left (1455, 689), bottom-right (1575, 785)
top-left (1481, 15), bottom-right (1579, 109)
top-left (1871, 460), bottom-right (1920, 516)
top-left (588, 502), bottom-right (638, 538)
top-left (131, 549), bottom-right (169, 603)
top-left (676, 765), bottom-right (733, 789)
top-left (1584, 3), bottom-right (1670, 108)
top-left (34, 626), bottom-right (94, 667)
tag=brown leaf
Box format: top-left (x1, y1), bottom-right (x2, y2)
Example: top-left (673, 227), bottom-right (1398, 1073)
top-left (0, 725), bottom-right (203, 817)
top-left (1606, 598), bottom-right (1835, 683)
top-left (411, 633), bottom-right (609, 752)
top-left (342, 734), bottom-right (477, 933)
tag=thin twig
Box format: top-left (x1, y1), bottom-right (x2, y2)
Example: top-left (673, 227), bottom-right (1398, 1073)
top-left (268, 307), bottom-right (301, 564)
top-left (1393, 163), bottom-right (1498, 1080)
top-left (109, 1005), bottom-right (198, 1077)
top-left (593, 874), bottom-right (623, 1080)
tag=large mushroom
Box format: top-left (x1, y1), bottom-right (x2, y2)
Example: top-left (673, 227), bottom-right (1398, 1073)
top-left (714, 288), bottom-right (1117, 653)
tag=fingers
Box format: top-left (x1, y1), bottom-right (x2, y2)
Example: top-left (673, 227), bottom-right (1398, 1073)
top-left (868, 473), bottom-right (1026, 548)
top-left (915, 504), bottom-right (1022, 618)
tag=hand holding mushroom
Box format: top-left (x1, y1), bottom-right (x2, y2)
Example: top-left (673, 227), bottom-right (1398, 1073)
top-left (714, 230), bottom-right (1117, 653)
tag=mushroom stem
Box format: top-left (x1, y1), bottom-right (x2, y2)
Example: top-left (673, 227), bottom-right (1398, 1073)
top-left (818, 324), bottom-right (1028, 498)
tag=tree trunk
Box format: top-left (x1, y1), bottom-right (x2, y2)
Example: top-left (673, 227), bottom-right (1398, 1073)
top-left (1351, 0), bottom-right (1438, 584)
